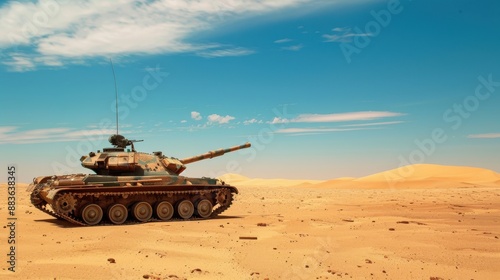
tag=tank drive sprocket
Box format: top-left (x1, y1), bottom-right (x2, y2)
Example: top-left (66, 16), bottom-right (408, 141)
top-left (53, 193), bottom-right (77, 215)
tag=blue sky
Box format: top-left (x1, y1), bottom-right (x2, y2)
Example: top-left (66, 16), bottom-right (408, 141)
top-left (1, 0), bottom-right (499, 182)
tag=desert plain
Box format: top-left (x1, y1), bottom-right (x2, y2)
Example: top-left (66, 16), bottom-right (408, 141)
top-left (1, 164), bottom-right (499, 280)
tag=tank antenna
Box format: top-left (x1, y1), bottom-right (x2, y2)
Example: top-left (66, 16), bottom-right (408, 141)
top-left (110, 58), bottom-right (119, 135)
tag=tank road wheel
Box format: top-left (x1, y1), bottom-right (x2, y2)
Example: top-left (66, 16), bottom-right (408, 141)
top-left (156, 201), bottom-right (174, 221)
top-left (53, 193), bottom-right (77, 215)
top-left (82, 204), bottom-right (103, 226)
top-left (196, 199), bottom-right (213, 219)
top-left (108, 204), bottom-right (128, 225)
top-left (132, 202), bottom-right (153, 222)
top-left (177, 200), bottom-right (194, 219)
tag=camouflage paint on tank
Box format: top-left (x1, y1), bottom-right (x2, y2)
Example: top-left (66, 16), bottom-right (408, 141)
top-left (80, 141), bottom-right (250, 176)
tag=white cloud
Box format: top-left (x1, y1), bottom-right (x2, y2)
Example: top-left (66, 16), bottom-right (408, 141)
top-left (274, 38), bottom-right (292, 44)
top-left (2, 53), bottom-right (36, 72)
top-left (0, 126), bottom-right (115, 144)
top-left (282, 44), bottom-right (303, 51)
top-left (332, 27), bottom-right (350, 32)
top-left (197, 47), bottom-right (255, 58)
top-left (323, 27), bottom-right (373, 43)
top-left (243, 118), bottom-right (263, 125)
top-left (207, 114), bottom-right (235, 124)
top-left (180, 120), bottom-right (187, 123)
top-left (191, 111), bottom-right (202, 121)
top-left (276, 127), bottom-right (369, 134)
top-left (269, 111), bottom-right (404, 135)
top-left (0, 0), bottom-right (315, 71)
top-left (467, 133), bottom-right (500, 139)
top-left (269, 111), bottom-right (403, 124)
top-left (341, 121), bottom-right (403, 127)
top-left (0, 126), bottom-right (18, 134)
top-left (292, 111), bottom-right (403, 123)
top-left (270, 117), bottom-right (290, 124)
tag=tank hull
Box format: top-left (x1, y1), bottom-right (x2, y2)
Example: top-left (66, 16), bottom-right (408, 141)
top-left (29, 174), bottom-right (237, 226)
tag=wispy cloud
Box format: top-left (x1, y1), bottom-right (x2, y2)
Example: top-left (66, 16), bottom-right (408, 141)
top-left (274, 38), bottom-right (293, 44)
top-left (323, 27), bottom-right (372, 43)
top-left (341, 121), bottom-right (404, 127)
top-left (0, 126), bottom-right (116, 144)
top-left (243, 118), bottom-right (263, 125)
top-left (276, 127), bottom-right (365, 134)
top-left (332, 27), bottom-right (350, 32)
top-left (2, 53), bottom-right (36, 71)
top-left (271, 111), bottom-right (404, 124)
top-left (271, 111), bottom-right (404, 135)
top-left (207, 114), bottom-right (235, 125)
top-left (197, 47), bottom-right (255, 58)
top-left (467, 133), bottom-right (500, 139)
top-left (282, 44), bottom-right (303, 51)
top-left (0, 0), bottom-right (313, 71)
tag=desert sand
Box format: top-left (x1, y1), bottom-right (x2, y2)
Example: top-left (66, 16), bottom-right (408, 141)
top-left (1, 164), bottom-right (499, 280)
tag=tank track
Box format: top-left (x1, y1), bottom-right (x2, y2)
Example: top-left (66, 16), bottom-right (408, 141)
top-left (30, 183), bottom-right (66, 221)
top-left (30, 185), bottom-right (234, 226)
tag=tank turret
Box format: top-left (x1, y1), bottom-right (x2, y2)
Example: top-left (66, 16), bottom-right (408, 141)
top-left (80, 134), bottom-right (251, 176)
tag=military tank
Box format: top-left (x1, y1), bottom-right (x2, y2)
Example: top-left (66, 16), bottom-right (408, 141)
top-left (28, 134), bottom-right (251, 226)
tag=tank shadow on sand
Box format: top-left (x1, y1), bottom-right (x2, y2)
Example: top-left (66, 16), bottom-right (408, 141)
top-left (35, 218), bottom-right (82, 228)
top-left (35, 215), bottom-right (243, 228)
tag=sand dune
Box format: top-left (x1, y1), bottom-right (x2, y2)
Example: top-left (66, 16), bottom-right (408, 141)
top-left (1, 164), bottom-right (499, 279)
top-left (219, 164), bottom-right (500, 189)
top-left (356, 164), bottom-right (500, 183)
top-left (219, 173), bottom-right (324, 187)
top-left (218, 173), bottom-right (251, 183)
top-left (354, 164), bottom-right (500, 189)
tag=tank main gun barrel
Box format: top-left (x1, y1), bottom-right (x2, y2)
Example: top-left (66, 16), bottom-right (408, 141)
top-left (180, 143), bottom-right (251, 164)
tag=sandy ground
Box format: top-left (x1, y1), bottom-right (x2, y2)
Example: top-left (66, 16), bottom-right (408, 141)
top-left (1, 164), bottom-right (499, 280)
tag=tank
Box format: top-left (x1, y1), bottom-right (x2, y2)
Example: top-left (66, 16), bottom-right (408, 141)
top-left (27, 134), bottom-right (251, 226)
